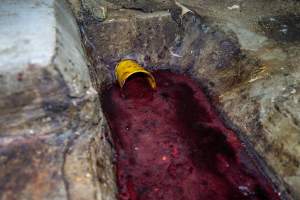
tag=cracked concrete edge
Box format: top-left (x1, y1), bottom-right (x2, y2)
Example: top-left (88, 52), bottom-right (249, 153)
top-left (63, 92), bottom-right (117, 200)
top-left (54, 0), bottom-right (118, 198)
top-left (0, 0), bottom-right (117, 199)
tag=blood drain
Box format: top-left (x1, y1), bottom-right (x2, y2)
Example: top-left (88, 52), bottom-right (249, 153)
top-left (102, 71), bottom-right (280, 200)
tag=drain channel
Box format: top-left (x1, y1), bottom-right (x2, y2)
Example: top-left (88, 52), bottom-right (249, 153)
top-left (102, 71), bottom-right (280, 200)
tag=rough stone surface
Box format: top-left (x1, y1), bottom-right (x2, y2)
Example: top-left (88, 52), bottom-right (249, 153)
top-left (0, 0), bottom-right (116, 199)
top-left (79, 1), bottom-right (300, 199)
top-left (68, 0), bottom-right (176, 21)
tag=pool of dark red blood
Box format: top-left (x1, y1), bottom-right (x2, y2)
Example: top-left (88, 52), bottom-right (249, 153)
top-left (102, 71), bottom-right (280, 200)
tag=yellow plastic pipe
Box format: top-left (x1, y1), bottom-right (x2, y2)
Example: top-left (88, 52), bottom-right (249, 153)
top-left (115, 59), bottom-right (157, 89)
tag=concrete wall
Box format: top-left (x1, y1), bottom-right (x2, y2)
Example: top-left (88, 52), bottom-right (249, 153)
top-left (0, 0), bottom-right (116, 199)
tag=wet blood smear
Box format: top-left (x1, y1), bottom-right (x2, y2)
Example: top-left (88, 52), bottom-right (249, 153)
top-left (102, 71), bottom-right (280, 200)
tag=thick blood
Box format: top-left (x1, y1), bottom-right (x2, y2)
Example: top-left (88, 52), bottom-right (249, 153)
top-left (102, 71), bottom-right (280, 200)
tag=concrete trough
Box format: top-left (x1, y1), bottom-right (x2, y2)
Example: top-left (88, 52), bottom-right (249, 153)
top-left (1, 0), bottom-right (300, 199)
